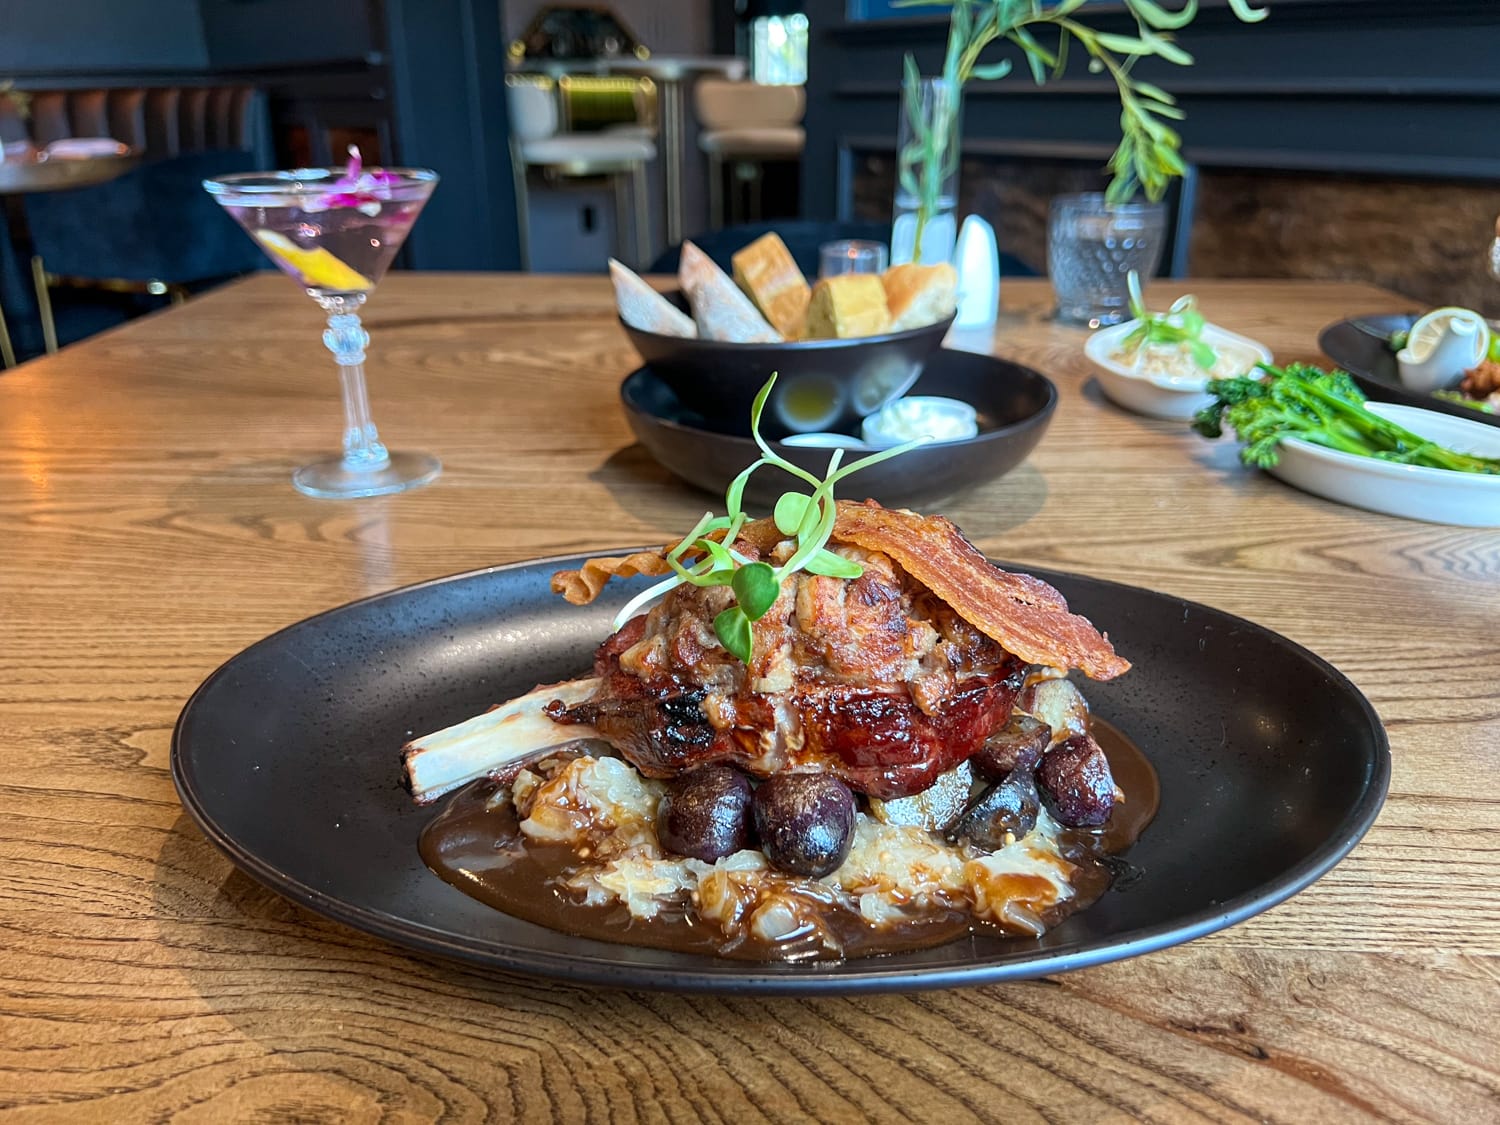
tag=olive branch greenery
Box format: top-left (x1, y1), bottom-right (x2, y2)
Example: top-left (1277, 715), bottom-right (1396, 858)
top-left (611, 374), bottom-right (926, 664)
top-left (897, 0), bottom-right (1269, 259)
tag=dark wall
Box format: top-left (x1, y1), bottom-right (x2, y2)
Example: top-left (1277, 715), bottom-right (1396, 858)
top-left (0, 0), bottom-right (207, 74)
top-left (383, 0), bottom-right (521, 270)
top-left (802, 0), bottom-right (1500, 220)
top-left (198, 0), bottom-right (377, 68)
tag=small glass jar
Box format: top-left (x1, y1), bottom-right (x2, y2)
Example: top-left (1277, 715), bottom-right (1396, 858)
top-left (818, 239), bottom-right (889, 279)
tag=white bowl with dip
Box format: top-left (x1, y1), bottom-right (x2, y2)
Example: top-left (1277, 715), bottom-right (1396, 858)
top-left (1085, 321), bottom-right (1273, 421)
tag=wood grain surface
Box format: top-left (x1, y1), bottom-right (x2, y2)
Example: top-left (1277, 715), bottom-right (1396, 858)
top-left (1, 274), bottom-right (1496, 1123)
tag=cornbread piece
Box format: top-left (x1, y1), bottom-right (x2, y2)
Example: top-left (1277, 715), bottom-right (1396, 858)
top-left (882, 262), bottom-right (958, 331)
top-left (609, 259), bottom-right (697, 337)
top-left (804, 274), bottom-right (892, 339)
top-left (731, 233), bottom-right (811, 339)
top-left (678, 241), bottom-right (782, 342)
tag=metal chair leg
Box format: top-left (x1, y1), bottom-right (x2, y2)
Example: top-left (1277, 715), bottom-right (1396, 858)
top-left (611, 172), bottom-right (632, 265)
top-left (509, 142), bottom-right (534, 271)
top-left (31, 256), bottom-right (57, 355)
top-left (708, 152), bottom-right (723, 232)
top-left (631, 161), bottom-right (650, 268)
top-left (0, 300), bottom-right (14, 368)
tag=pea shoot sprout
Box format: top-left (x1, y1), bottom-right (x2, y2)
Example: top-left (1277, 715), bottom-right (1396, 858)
top-left (612, 375), bottom-right (927, 663)
top-left (1121, 269), bottom-right (1218, 371)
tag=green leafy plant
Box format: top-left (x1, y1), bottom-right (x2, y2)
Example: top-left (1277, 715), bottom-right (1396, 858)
top-left (611, 375), bottom-right (925, 664)
top-left (1119, 269), bottom-right (1217, 370)
top-left (1193, 362), bottom-right (1500, 474)
top-left (897, 0), bottom-right (1269, 258)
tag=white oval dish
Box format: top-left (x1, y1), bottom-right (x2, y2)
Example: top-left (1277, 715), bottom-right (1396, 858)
top-left (1266, 402), bottom-right (1500, 526)
top-left (1085, 320), bottom-right (1273, 420)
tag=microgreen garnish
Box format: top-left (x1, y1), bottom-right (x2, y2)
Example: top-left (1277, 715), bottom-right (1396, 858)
top-left (1121, 269), bottom-right (1218, 371)
top-left (611, 375), bottom-right (927, 664)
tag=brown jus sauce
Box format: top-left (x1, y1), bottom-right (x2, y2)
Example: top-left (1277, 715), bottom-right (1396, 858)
top-left (418, 720), bottom-right (1159, 961)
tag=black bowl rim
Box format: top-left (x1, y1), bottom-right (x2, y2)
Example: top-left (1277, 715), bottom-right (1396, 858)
top-left (1317, 312), bottom-right (1500, 430)
top-left (620, 288), bottom-right (957, 351)
top-left (619, 350), bottom-right (1060, 454)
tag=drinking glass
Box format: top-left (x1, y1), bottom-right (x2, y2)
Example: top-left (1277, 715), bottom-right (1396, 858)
top-left (1048, 193), bottom-right (1166, 327)
top-left (819, 239), bottom-right (889, 279)
top-left (204, 153), bottom-right (440, 498)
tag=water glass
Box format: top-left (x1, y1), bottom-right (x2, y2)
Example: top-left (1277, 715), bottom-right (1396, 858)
top-left (819, 239), bottom-right (889, 279)
top-left (1048, 193), bottom-right (1167, 326)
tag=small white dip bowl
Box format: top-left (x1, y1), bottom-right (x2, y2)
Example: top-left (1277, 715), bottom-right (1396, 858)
top-left (1084, 320), bottom-right (1273, 421)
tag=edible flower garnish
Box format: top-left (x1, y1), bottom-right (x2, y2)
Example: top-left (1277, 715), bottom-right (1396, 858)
top-left (612, 375), bottom-right (926, 663)
top-left (314, 145), bottom-right (399, 214)
top-left (1121, 270), bottom-right (1218, 371)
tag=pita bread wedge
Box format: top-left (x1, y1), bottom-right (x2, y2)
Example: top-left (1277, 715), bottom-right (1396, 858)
top-left (678, 241), bottom-right (782, 343)
top-left (609, 258), bottom-right (698, 337)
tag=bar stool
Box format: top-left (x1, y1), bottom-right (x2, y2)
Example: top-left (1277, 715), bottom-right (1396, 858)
top-left (694, 81), bottom-right (805, 229)
top-left (506, 77), bottom-right (656, 269)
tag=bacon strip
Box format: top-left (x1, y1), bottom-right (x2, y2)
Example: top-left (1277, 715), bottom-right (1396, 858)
top-left (550, 522), bottom-right (784, 606)
top-left (830, 502), bottom-right (1129, 681)
top-left (549, 504), bottom-right (1128, 680)
top-left (551, 551), bottom-right (674, 605)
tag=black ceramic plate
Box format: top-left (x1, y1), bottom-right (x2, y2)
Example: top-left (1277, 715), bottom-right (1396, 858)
top-left (622, 349), bottom-right (1057, 508)
top-left (173, 556), bottom-right (1389, 994)
top-left (1319, 313), bottom-right (1500, 429)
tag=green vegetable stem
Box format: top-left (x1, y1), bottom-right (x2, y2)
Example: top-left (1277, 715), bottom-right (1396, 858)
top-left (896, 0), bottom-right (1270, 259)
top-left (1192, 362), bottom-right (1500, 475)
top-left (612, 375), bottom-right (927, 664)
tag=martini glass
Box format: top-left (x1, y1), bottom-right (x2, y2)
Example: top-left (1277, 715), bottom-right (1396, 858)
top-left (204, 152), bottom-right (440, 498)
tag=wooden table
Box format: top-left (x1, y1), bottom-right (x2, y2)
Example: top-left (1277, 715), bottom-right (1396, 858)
top-left (2, 275), bottom-right (1495, 1121)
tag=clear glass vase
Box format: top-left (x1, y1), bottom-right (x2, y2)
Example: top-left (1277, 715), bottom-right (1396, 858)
top-left (891, 76), bottom-right (962, 266)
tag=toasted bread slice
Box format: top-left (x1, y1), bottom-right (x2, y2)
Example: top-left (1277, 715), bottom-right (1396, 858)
top-left (678, 241), bottom-right (782, 343)
top-left (805, 274), bottom-right (892, 339)
top-left (609, 259), bottom-right (697, 338)
top-left (731, 233), bottom-right (810, 339)
top-left (882, 262), bottom-right (958, 332)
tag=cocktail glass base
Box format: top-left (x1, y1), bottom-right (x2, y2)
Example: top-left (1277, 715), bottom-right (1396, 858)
top-left (293, 451), bottom-right (441, 499)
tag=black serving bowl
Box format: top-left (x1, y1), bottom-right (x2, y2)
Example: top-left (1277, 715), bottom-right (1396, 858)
top-left (620, 289), bottom-right (956, 439)
top-left (622, 348), bottom-right (1057, 508)
top-left (1318, 313), bottom-right (1500, 429)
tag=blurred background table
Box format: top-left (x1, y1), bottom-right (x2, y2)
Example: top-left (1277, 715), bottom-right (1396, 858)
top-left (0, 149), bottom-right (141, 364)
top-left (1, 274), bottom-right (1495, 1120)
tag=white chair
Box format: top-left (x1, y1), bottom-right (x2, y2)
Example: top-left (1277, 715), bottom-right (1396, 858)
top-left (694, 81), bottom-right (805, 228)
top-left (506, 78), bottom-right (656, 268)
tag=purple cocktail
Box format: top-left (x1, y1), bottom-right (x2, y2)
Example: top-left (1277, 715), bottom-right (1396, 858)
top-left (205, 150), bottom-right (440, 498)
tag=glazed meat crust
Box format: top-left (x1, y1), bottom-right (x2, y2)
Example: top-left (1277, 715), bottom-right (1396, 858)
top-left (550, 542), bottom-right (1027, 799)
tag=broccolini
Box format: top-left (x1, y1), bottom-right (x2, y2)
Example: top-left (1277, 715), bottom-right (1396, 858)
top-left (1192, 363), bottom-right (1500, 475)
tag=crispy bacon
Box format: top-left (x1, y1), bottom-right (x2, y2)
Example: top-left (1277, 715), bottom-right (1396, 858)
top-left (551, 550), bottom-right (674, 605)
top-left (551, 502), bottom-right (1128, 681)
top-left (831, 502), bottom-right (1129, 681)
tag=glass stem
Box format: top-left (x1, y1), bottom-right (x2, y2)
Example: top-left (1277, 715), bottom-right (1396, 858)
top-left (322, 309), bottom-right (390, 472)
